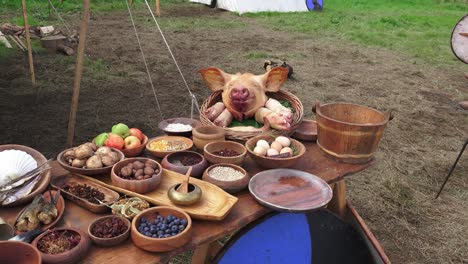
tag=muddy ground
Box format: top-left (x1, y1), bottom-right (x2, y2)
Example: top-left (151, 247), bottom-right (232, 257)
top-left (1, 3), bottom-right (467, 263)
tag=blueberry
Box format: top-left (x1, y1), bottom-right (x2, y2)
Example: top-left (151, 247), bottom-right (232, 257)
top-left (145, 232), bottom-right (152, 237)
top-left (164, 234), bottom-right (171, 238)
top-left (168, 222), bottom-right (174, 227)
top-left (138, 227), bottom-right (144, 233)
top-left (143, 227), bottom-right (149, 232)
top-left (141, 217), bottom-right (147, 223)
top-left (171, 226), bottom-right (178, 232)
top-left (165, 229), bottom-right (171, 234)
top-left (152, 234), bottom-right (158, 238)
top-left (158, 235), bottom-right (164, 238)
top-left (157, 230), bottom-right (164, 236)
top-left (160, 224), bottom-right (167, 230)
top-left (140, 223), bottom-right (147, 228)
top-left (178, 225), bottom-right (185, 230)
top-left (173, 219), bottom-right (180, 225)
top-left (171, 232), bottom-right (177, 236)
top-left (180, 219), bottom-right (188, 226)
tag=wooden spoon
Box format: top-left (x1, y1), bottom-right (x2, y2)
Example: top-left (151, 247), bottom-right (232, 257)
top-left (177, 167), bottom-right (192, 193)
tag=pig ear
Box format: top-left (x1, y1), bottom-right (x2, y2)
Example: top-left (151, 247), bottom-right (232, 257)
top-left (199, 67), bottom-right (232, 92)
top-left (259, 67), bottom-right (289, 92)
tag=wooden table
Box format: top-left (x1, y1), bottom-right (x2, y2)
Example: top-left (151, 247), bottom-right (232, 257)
top-left (1, 142), bottom-right (372, 264)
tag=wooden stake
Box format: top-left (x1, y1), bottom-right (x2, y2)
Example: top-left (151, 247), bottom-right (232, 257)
top-left (21, 0), bottom-right (36, 86)
top-left (66, 0), bottom-right (90, 147)
top-left (156, 0), bottom-right (161, 17)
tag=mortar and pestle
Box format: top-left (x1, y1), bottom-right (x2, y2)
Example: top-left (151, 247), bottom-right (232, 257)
top-left (167, 167), bottom-right (202, 206)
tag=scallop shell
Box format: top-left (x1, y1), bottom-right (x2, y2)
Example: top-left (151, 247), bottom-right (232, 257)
top-left (0, 150), bottom-right (37, 187)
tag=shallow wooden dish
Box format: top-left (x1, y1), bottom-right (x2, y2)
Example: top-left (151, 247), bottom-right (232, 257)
top-left (203, 141), bottom-right (247, 166)
top-left (131, 206), bottom-right (192, 252)
top-left (121, 135), bottom-right (148, 157)
top-left (0, 241), bottom-right (41, 264)
top-left (292, 119), bottom-right (317, 141)
top-left (111, 158), bottom-right (162, 194)
top-left (202, 163), bottom-right (249, 193)
top-left (57, 147), bottom-right (124, 176)
top-left (245, 135), bottom-right (306, 169)
top-left (159, 118), bottom-right (201, 137)
top-left (0, 144), bottom-right (52, 207)
top-left (14, 190), bottom-right (65, 234)
top-left (32, 227), bottom-right (90, 264)
top-left (51, 174), bottom-right (119, 213)
top-left (249, 169), bottom-right (333, 212)
top-left (192, 125), bottom-right (226, 150)
top-left (146, 136), bottom-right (194, 159)
top-left (88, 215), bottom-right (130, 247)
top-left (161, 151), bottom-right (208, 178)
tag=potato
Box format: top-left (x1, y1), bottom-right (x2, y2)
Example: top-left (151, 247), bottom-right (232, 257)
top-left (86, 155), bottom-right (103, 168)
top-left (101, 155), bottom-right (115, 166)
top-left (71, 159), bottom-right (86, 168)
top-left (75, 145), bottom-right (94, 159)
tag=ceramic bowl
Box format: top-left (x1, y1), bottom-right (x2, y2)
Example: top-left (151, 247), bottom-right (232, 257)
top-left (0, 217), bottom-right (14, 240)
top-left (292, 119), bottom-right (317, 141)
top-left (121, 135), bottom-right (149, 157)
top-left (159, 118), bottom-right (201, 137)
top-left (161, 151), bottom-right (208, 178)
top-left (57, 147), bottom-right (124, 176)
top-left (88, 215), bottom-right (131, 247)
top-left (32, 227), bottom-right (90, 264)
top-left (245, 135), bottom-right (306, 169)
top-left (111, 158), bottom-right (162, 194)
top-left (0, 241), bottom-right (41, 264)
top-left (192, 125), bottom-right (225, 150)
top-left (203, 141), bottom-right (247, 166)
top-left (167, 183), bottom-right (202, 205)
top-left (202, 163), bottom-right (249, 193)
top-left (146, 136), bottom-right (194, 159)
top-left (131, 206), bottom-right (192, 252)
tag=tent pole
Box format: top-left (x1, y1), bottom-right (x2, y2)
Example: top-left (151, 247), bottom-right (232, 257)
top-left (156, 0), bottom-right (160, 17)
top-left (21, 0), bottom-right (36, 86)
top-left (66, 0), bottom-right (90, 147)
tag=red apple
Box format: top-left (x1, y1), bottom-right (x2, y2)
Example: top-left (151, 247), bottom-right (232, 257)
top-left (105, 133), bottom-right (125, 149)
top-left (124, 136), bottom-right (142, 149)
top-left (129, 128), bottom-right (144, 142)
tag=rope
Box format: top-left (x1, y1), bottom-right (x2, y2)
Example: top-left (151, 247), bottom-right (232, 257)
top-left (46, 0), bottom-right (72, 34)
top-left (142, 0), bottom-right (201, 118)
top-left (125, 0), bottom-right (164, 120)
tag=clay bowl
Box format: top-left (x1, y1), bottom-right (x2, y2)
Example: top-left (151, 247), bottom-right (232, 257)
top-left (121, 135), bottom-right (148, 158)
top-left (167, 183), bottom-right (202, 205)
top-left (0, 217), bottom-right (15, 240)
top-left (0, 144), bottom-right (51, 207)
top-left (88, 215), bottom-right (131, 247)
top-left (203, 141), bottom-right (247, 166)
top-left (292, 119), bottom-right (317, 141)
top-left (0, 241), bottom-right (41, 264)
top-left (146, 136), bottom-right (194, 159)
top-left (159, 118), bottom-right (201, 137)
top-left (202, 163), bottom-right (249, 193)
top-left (161, 151), bottom-right (208, 178)
top-left (192, 125), bottom-right (226, 150)
top-left (111, 158), bottom-right (162, 194)
top-left (14, 190), bottom-right (65, 235)
top-left (131, 206), bottom-right (192, 252)
top-left (32, 227), bottom-right (90, 264)
top-left (245, 135), bottom-right (306, 169)
top-left (57, 147), bottom-right (124, 176)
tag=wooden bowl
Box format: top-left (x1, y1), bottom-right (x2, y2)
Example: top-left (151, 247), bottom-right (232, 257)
top-left (32, 227), bottom-right (90, 264)
top-left (15, 190), bottom-right (65, 234)
top-left (57, 147), bottom-right (124, 176)
top-left (131, 206), bottom-right (192, 252)
top-left (0, 144), bottom-right (51, 207)
top-left (292, 119), bottom-right (317, 141)
top-left (203, 141), bottom-right (247, 166)
top-left (192, 125), bottom-right (226, 150)
top-left (202, 163), bottom-right (249, 193)
top-left (121, 135), bottom-right (148, 157)
top-left (111, 158), bottom-right (162, 194)
top-left (245, 135), bottom-right (306, 169)
top-left (0, 241), bottom-right (41, 264)
top-left (161, 151), bottom-right (208, 178)
top-left (159, 118), bottom-right (201, 137)
top-left (88, 215), bottom-right (130, 247)
top-left (146, 136), bottom-right (194, 159)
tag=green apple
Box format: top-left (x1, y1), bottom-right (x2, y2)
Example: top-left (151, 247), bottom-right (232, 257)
top-left (94, 133), bottom-right (109, 146)
top-left (111, 123), bottom-right (130, 138)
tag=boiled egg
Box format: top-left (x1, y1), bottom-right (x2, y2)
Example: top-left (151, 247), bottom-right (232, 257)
top-left (253, 146), bottom-right (267, 156)
top-left (280, 147), bottom-right (293, 156)
top-left (256, 139), bottom-right (270, 150)
top-left (275, 136), bottom-right (291, 147)
top-left (266, 148), bottom-right (279, 157)
top-left (270, 141), bottom-right (283, 152)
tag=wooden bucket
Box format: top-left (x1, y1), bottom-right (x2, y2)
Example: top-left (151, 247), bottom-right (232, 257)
top-left (314, 101), bottom-right (391, 164)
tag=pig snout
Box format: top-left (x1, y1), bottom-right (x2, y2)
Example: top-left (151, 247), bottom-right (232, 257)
top-left (230, 88), bottom-right (249, 101)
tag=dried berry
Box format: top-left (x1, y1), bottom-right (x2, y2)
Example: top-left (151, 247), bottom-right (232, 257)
top-left (64, 184), bottom-right (105, 204)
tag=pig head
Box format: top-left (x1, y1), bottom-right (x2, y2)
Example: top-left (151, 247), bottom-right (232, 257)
top-left (199, 67), bottom-right (289, 121)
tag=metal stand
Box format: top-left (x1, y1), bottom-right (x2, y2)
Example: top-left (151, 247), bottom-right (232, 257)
top-left (435, 138), bottom-right (468, 199)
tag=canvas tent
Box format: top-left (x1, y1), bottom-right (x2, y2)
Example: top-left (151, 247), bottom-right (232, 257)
top-left (190, 0), bottom-right (322, 14)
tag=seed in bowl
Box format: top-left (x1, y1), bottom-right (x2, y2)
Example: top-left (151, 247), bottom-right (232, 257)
top-left (137, 214), bottom-right (188, 238)
top-left (208, 166), bottom-right (244, 181)
top-left (119, 160), bottom-right (160, 180)
top-left (149, 140), bottom-right (188, 152)
top-left (92, 217), bottom-right (127, 238)
top-left (212, 148), bottom-right (240, 157)
top-left (63, 183), bottom-right (105, 204)
top-left (37, 230), bottom-right (81, 254)
top-left (165, 123), bottom-right (192, 132)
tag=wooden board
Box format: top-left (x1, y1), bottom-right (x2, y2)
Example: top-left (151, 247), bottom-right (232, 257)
top-left (78, 169), bottom-right (238, 221)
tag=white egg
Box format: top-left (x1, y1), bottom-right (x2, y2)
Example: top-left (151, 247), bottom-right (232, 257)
top-left (266, 148), bottom-right (279, 157)
top-left (256, 139), bottom-right (270, 150)
top-left (280, 147), bottom-right (293, 157)
top-left (275, 136), bottom-right (291, 147)
top-left (270, 141), bottom-right (283, 152)
top-left (253, 146), bottom-right (267, 156)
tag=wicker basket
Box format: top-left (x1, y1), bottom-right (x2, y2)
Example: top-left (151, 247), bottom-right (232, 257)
top-left (200, 90), bottom-right (304, 141)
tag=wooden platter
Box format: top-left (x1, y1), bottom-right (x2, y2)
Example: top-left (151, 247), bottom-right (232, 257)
top-left (51, 174), bottom-right (120, 213)
top-left (79, 169), bottom-right (238, 221)
top-left (248, 169), bottom-right (332, 212)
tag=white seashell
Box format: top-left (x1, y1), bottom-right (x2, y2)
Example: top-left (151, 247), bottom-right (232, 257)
top-left (0, 150), bottom-right (37, 187)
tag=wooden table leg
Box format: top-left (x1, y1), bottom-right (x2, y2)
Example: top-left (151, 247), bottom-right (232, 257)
top-left (191, 240), bottom-right (223, 264)
top-left (327, 180), bottom-right (347, 218)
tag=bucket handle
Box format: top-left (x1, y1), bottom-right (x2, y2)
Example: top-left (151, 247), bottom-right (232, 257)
top-left (312, 100), bottom-right (320, 114)
top-left (384, 111), bottom-right (394, 121)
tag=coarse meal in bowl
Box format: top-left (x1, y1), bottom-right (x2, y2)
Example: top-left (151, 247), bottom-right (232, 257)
top-left (202, 163), bottom-right (248, 193)
top-left (203, 141), bottom-right (247, 166)
top-left (146, 136), bottom-right (194, 159)
top-left (111, 158), bottom-right (162, 194)
top-left (88, 215), bottom-right (131, 247)
top-left (245, 135), bottom-right (305, 169)
top-left (159, 118), bottom-right (201, 137)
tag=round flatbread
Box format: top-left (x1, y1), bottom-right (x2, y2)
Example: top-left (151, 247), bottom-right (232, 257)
top-left (451, 14), bottom-right (468, 64)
